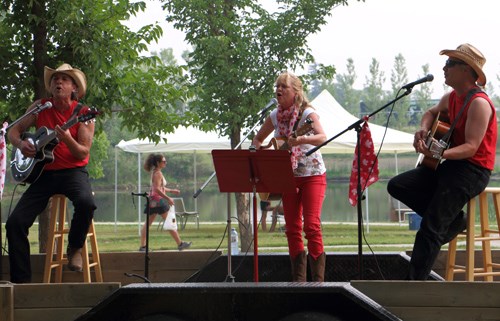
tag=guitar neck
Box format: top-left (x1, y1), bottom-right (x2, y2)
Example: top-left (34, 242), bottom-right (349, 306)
top-left (37, 117), bottom-right (78, 147)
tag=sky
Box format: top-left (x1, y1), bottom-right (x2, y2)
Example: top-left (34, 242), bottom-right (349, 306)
top-left (128, 0), bottom-right (500, 99)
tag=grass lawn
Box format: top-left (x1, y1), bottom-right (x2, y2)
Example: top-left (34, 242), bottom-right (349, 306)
top-left (16, 222), bottom-right (423, 254)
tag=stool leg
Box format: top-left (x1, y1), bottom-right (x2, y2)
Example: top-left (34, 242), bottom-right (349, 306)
top-left (43, 195), bottom-right (68, 283)
top-left (89, 222), bottom-right (103, 282)
top-left (479, 192), bottom-right (493, 281)
top-left (43, 200), bottom-right (59, 283)
top-left (81, 241), bottom-right (91, 283)
top-left (493, 192), bottom-right (500, 233)
top-left (80, 221), bottom-right (103, 283)
top-left (445, 237), bottom-right (458, 281)
top-left (465, 197), bottom-right (476, 281)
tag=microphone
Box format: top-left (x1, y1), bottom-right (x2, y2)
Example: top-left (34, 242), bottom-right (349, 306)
top-left (259, 98), bottom-right (278, 116)
top-left (37, 101), bottom-right (53, 111)
top-left (402, 74), bottom-right (434, 90)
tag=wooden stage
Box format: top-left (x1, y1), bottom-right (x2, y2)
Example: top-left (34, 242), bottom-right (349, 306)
top-left (1, 250), bottom-right (499, 321)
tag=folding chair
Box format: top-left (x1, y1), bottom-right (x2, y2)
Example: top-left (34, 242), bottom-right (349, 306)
top-left (173, 197), bottom-right (199, 230)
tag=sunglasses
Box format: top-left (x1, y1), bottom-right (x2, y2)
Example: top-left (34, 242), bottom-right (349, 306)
top-left (445, 59), bottom-right (467, 68)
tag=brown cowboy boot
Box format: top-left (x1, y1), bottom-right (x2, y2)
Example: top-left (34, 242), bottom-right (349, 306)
top-left (290, 251), bottom-right (307, 282)
top-left (308, 252), bottom-right (326, 282)
top-left (67, 246), bottom-right (83, 272)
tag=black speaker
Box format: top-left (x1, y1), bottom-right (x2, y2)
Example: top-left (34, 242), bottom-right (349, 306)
top-left (75, 282), bottom-right (400, 321)
top-left (185, 252), bottom-right (438, 282)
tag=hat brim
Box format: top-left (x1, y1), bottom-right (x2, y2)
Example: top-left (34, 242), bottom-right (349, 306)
top-left (440, 49), bottom-right (486, 86)
top-left (44, 66), bottom-right (87, 99)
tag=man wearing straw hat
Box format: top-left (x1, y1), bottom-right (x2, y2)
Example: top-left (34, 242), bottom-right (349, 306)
top-left (6, 63), bottom-right (97, 283)
top-left (387, 44), bottom-right (497, 280)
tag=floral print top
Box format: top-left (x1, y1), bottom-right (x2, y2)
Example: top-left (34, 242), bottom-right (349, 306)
top-left (270, 107), bottom-right (326, 177)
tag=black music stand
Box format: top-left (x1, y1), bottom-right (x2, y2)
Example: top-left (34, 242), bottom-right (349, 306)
top-left (126, 192), bottom-right (151, 283)
top-left (212, 149), bottom-right (295, 282)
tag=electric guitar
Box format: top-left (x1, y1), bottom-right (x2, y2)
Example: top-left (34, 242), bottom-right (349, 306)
top-left (10, 107), bottom-right (99, 184)
top-left (259, 118), bottom-right (314, 201)
top-left (416, 112), bottom-right (450, 170)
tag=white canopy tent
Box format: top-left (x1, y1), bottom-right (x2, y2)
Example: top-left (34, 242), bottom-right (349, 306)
top-left (114, 90), bottom-right (414, 227)
top-left (312, 89), bottom-right (415, 154)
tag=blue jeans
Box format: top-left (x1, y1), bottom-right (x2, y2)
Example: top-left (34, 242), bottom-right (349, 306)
top-left (6, 167), bottom-right (96, 283)
top-left (387, 160), bottom-right (490, 280)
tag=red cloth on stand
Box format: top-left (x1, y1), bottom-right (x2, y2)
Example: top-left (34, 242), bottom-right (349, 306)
top-left (348, 119), bottom-right (379, 206)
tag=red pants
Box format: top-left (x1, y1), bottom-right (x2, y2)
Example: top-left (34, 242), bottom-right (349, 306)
top-left (282, 173), bottom-right (326, 259)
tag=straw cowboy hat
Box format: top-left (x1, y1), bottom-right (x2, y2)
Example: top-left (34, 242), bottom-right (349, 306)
top-left (44, 63), bottom-right (87, 99)
top-left (439, 43), bottom-right (486, 86)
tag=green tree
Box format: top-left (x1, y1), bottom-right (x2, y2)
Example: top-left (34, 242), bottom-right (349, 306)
top-left (335, 58), bottom-right (359, 115)
top-left (308, 63), bottom-right (324, 99)
top-left (0, 0), bottom-right (192, 251)
top-left (162, 0), bottom-right (346, 249)
top-left (0, 0), bottom-right (193, 150)
top-left (388, 53), bottom-right (409, 128)
top-left (409, 64), bottom-right (434, 128)
top-left (362, 58), bottom-right (386, 124)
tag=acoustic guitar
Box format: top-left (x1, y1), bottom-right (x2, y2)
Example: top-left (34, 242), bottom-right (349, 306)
top-left (416, 112), bottom-right (450, 170)
top-left (259, 118), bottom-right (314, 201)
top-left (10, 107), bottom-right (99, 184)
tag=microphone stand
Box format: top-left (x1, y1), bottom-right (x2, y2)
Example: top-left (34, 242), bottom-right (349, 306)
top-left (129, 192), bottom-right (151, 283)
top-left (4, 102), bottom-right (52, 133)
top-left (193, 102), bottom-right (273, 282)
top-left (306, 87), bottom-right (414, 279)
top-left (0, 102), bottom-right (52, 277)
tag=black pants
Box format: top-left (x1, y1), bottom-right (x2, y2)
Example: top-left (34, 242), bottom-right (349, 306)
top-left (387, 160), bottom-right (490, 280)
top-left (6, 167), bottom-right (97, 283)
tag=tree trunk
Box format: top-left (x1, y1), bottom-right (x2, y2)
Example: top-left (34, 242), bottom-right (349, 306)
top-left (235, 192), bottom-right (252, 253)
top-left (31, 0), bottom-right (49, 253)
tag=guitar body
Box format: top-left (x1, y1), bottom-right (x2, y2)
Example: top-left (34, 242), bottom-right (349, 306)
top-left (11, 128), bottom-right (58, 183)
top-left (10, 107), bottom-right (99, 184)
top-left (259, 118), bottom-right (314, 201)
top-left (416, 112), bottom-right (450, 170)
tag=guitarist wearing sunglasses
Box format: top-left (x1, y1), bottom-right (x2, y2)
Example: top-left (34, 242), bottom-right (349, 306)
top-left (252, 72), bottom-right (328, 282)
top-left (5, 63), bottom-right (97, 283)
top-left (387, 44), bottom-right (497, 280)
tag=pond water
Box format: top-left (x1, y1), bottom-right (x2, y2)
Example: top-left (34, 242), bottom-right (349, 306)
top-left (3, 179), bottom-right (499, 224)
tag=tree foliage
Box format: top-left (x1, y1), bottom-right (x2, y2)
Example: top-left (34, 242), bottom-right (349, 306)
top-left (161, 0), bottom-right (349, 249)
top-left (362, 58), bottom-right (385, 120)
top-left (162, 0), bottom-right (344, 144)
top-left (0, 0), bottom-right (193, 154)
top-left (387, 53), bottom-right (409, 128)
top-left (335, 58), bottom-right (358, 115)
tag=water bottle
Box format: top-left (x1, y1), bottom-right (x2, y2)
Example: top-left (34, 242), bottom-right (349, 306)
top-left (230, 228), bottom-right (239, 255)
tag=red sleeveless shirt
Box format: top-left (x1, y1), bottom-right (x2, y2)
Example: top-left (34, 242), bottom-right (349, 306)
top-left (448, 90), bottom-right (497, 170)
top-left (36, 99), bottom-right (90, 170)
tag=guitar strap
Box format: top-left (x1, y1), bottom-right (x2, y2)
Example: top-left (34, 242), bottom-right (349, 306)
top-left (70, 102), bottom-right (84, 119)
top-left (440, 88), bottom-right (482, 144)
top-left (292, 109), bottom-right (303, 134)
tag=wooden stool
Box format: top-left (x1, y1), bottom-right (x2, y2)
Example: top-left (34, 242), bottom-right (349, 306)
top-left (43, 194), bottom-right (103, 283)
top-left (446, 187), bottom-right (500, 281)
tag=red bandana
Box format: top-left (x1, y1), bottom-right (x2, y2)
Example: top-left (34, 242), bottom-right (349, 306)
top-left (348, 119), bottom-right (379, 206)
